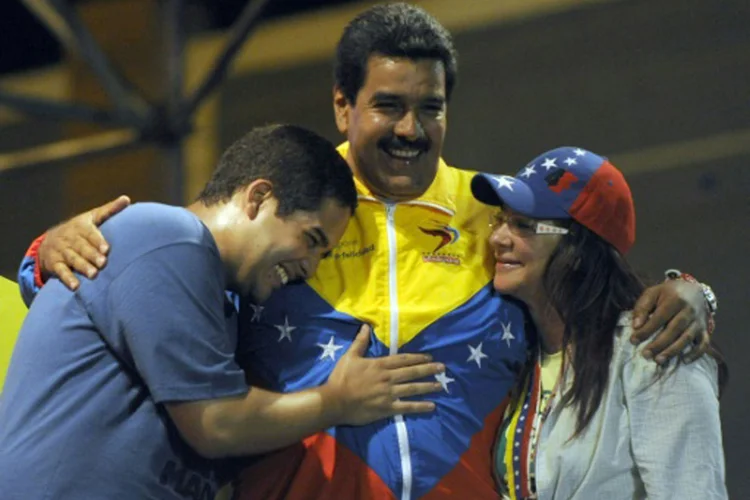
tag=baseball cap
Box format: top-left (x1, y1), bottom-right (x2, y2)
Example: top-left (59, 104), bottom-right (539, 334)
top-left (471, 146), bottom-right (635, 254)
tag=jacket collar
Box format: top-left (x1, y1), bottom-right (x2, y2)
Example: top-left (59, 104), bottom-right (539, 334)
top-left (337, 142), bottom-right (457, 214)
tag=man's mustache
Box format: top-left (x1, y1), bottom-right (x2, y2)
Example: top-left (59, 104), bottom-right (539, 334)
top-left (378, 136), bottom-right (430, 153)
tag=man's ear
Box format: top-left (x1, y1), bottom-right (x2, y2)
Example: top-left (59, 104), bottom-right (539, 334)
top-left (333, 85), bottom-right (352, 135)
top-left (245, 179), bottom-right (274, 220)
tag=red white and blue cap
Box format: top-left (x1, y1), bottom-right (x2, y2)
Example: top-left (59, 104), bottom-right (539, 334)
top-left (471, 146), bottom-right (636, 254)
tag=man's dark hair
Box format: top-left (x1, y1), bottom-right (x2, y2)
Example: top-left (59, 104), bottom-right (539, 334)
top-left (540, 224), bottom-right (728, 436)
top-left (334, 2), bottom-right (458, 104)
top-left (197, 124), bottom-right (357, 216)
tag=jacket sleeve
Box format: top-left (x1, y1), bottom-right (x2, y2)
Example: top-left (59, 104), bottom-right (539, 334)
top-left (17, 234), bottom-right (46, 307)
top-left (623, 336), bottom-right (727, 499)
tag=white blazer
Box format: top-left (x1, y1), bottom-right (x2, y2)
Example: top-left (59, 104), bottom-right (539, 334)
top-left (534, 313), bottom-right (727, 499)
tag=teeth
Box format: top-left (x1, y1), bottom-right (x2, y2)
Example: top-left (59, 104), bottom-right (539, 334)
top-left (275, 265), bottom-right (289, 285)
top-left (387, 148), bottom-right (420, 159)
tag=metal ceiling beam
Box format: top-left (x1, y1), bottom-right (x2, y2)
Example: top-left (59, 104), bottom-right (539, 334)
top-left (0, 130), bottom-right (143, 174)
top-left (183, 0), bottom-right (274, 118)
top-left (0, 90), bottom-right (135, 128)
top-left (2, 0), bottom-right (273, 204)
top-left (23, 0), bottom-right (151, 124)
top-left (20, 0), bottom-right (78, 55)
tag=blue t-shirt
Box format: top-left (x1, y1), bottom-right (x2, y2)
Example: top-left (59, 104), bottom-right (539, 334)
top-left (0, 203), bottom-right (249, 499)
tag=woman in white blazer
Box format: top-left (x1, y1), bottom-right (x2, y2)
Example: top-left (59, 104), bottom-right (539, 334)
top-left (470, 146), bottom-right (728, 500)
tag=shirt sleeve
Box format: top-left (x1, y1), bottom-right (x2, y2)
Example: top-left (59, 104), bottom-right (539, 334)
top-left (622, 338), bottom-right (727, 499)
top-left (17, 234), bottom-right (46, 307)
top-left (105, 242), bottom-right (248, 404)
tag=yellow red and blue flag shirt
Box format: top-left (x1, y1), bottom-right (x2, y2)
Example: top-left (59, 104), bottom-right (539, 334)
top-left (235, 144), bottom-right (529, 500)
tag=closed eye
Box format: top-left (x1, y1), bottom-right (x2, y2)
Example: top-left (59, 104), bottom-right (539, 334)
top-left (421, 99), bottom-right (445, 116)
top-left (304, 228), bottom-right (330, 252)
top-left (509, 218), bottom-right (536, 233)
top-left (304, 232), bottom-right (319, 249)
top-left (513, 218), bottom-right (535, 231)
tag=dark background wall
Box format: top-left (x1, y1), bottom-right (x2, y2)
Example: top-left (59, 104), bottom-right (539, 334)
top-left (1, 0), bottom-right (747, 495)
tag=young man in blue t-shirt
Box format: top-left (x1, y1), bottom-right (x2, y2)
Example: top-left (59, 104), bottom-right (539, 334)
top-left (0, 124), bottom-right (444, 499)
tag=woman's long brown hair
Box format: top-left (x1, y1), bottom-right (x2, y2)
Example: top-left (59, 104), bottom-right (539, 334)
top-left (540, 223), bottom-right (727, 436)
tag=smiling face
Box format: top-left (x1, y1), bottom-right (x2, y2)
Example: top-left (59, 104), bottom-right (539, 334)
top-left (236, 196), bottom-right (350, 303)
top-left (334, 55), bottom-right (447, 202)
top-left (488, 208), bottom-right (565, 306)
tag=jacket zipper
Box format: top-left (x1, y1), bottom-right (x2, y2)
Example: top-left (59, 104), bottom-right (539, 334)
top-left (386, 203), bottom-right (413, 500)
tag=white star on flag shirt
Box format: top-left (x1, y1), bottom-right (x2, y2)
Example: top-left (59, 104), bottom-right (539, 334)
top-left (435, 371), bottom-right (456, 393)
top-left (250, 304), bottom-right (264, 322)
top-left (274, 316), bottom-right (296, 343)
top-left (467, 342), bottom-right (489, 368)
top-left (501, 321), bottom-right (515, 347)
top-left (316, 336), bottom-right (344, 361)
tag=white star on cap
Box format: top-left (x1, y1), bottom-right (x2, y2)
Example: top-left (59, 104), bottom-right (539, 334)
top-left (274, 316), bottom-right (296, 343)
top-left (520, 165), bottom-right (537, 178)
top-left (316, 335), bottom-right (344, 361)
top-left (495, 176), bottom-right (515, 191)
top-left (250, 304), bottom-right (264, 322)
top-left (467, 342), bottom-right (489, 368)
top-left (501, 321), bottom-right (515, 347)
top-left (573, 148), bottom-right (586, 156)
top-left (541, 157), bottom-right (557, 170)
top-left (435, 371), bottom-right (456, 393)
top-left (563, 157), bottom-right (577, 166)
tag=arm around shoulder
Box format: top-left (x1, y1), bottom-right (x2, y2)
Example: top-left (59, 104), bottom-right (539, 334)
top-left (16, 196), bottom-right (130, 304)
